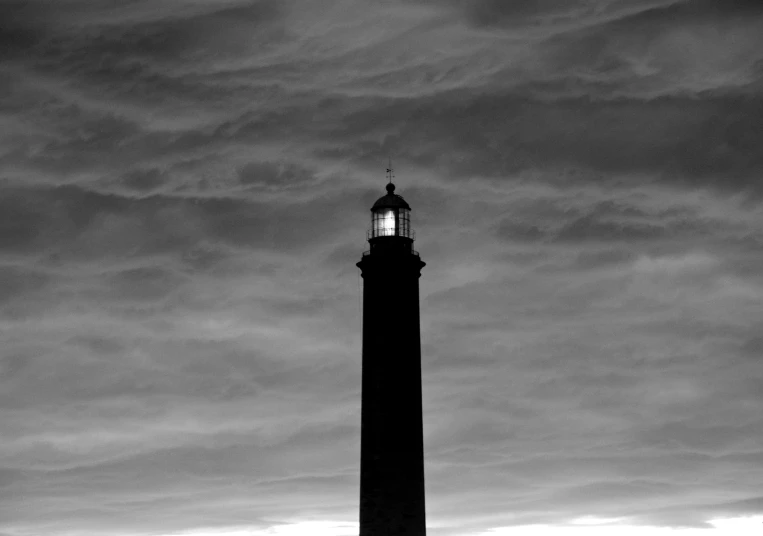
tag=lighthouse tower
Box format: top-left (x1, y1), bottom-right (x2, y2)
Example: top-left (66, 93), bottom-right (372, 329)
top-left (356, 179), bottom-right (427, 536)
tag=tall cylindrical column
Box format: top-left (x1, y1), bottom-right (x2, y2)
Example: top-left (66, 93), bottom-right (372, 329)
top-left (357, 245), bottom-right (426, 536)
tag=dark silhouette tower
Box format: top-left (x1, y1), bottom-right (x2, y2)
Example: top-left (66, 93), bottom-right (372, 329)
top-left (357, 178), bottom-right (426, 536)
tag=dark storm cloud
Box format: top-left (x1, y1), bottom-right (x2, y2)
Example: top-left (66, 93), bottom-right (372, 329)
top-left (462, 0), bottom-right (669, 28)
top-left (461, 0), bottom-right (763, 30)
top-left (238, 161), bottom-right (315, 187)
top-left (712, 494), bottom-right (763, 516)
top-left (494, 200), bottom-right (676, 245)
top-left (0, 181), bottom-right (365, 269)
top-left (65, 1), bottom-right (283, 62)
top-left (0, 1), bottom-right (61, 59)
top-left (0, 185), bottom-right (186, 259)
top-left (5, 0), bottom-right (762, 195)
top-left (740, 336), bottom-right (763, 357)
top-left (0, 0), bottom-right (283, 58)
top-left (120, 168), bottom-right (168, 192)
top-left (0, 266), bottom-right (49, 305)
top-left (640, 422), bottom-right (753, 454)
top-left (295, 0), bottom-right (763, 195)
top-left (318, 92), bottom-right (763, 194)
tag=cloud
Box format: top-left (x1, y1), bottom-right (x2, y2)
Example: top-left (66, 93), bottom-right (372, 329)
top-left (314, 92), bottom-right (763, 195)
top-left (1, 1), bottom-right (763, 536)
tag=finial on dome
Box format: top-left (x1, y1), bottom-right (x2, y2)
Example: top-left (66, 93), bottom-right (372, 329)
top-left (386, 182), bottom-right (395, 194)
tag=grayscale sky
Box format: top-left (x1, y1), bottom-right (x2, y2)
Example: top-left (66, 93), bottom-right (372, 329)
top-left (1, 1), bottom-right (763, 535)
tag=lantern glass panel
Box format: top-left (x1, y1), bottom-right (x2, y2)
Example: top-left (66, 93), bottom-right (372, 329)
top-left (373, 209), bottom-right (397, 237)
top-left (398, 208), bottom-right (410, 237)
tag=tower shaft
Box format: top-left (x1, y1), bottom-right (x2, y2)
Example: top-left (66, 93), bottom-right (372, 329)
top-left (357, 250), bottom-right (426, 536)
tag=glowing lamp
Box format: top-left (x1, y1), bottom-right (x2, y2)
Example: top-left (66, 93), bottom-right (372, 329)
top-left (369, 183), bottom-right (412, 239)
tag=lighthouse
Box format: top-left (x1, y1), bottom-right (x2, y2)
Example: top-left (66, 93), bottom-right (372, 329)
top-left (356, 178), bottom-right (427, 536)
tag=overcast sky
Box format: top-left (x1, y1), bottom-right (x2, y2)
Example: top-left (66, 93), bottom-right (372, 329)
top-left (1, 1), bottom-right (763, 535)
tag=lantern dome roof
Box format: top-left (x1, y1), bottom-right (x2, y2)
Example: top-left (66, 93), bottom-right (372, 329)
top-left (371, 183), bottom-right (411, 211)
